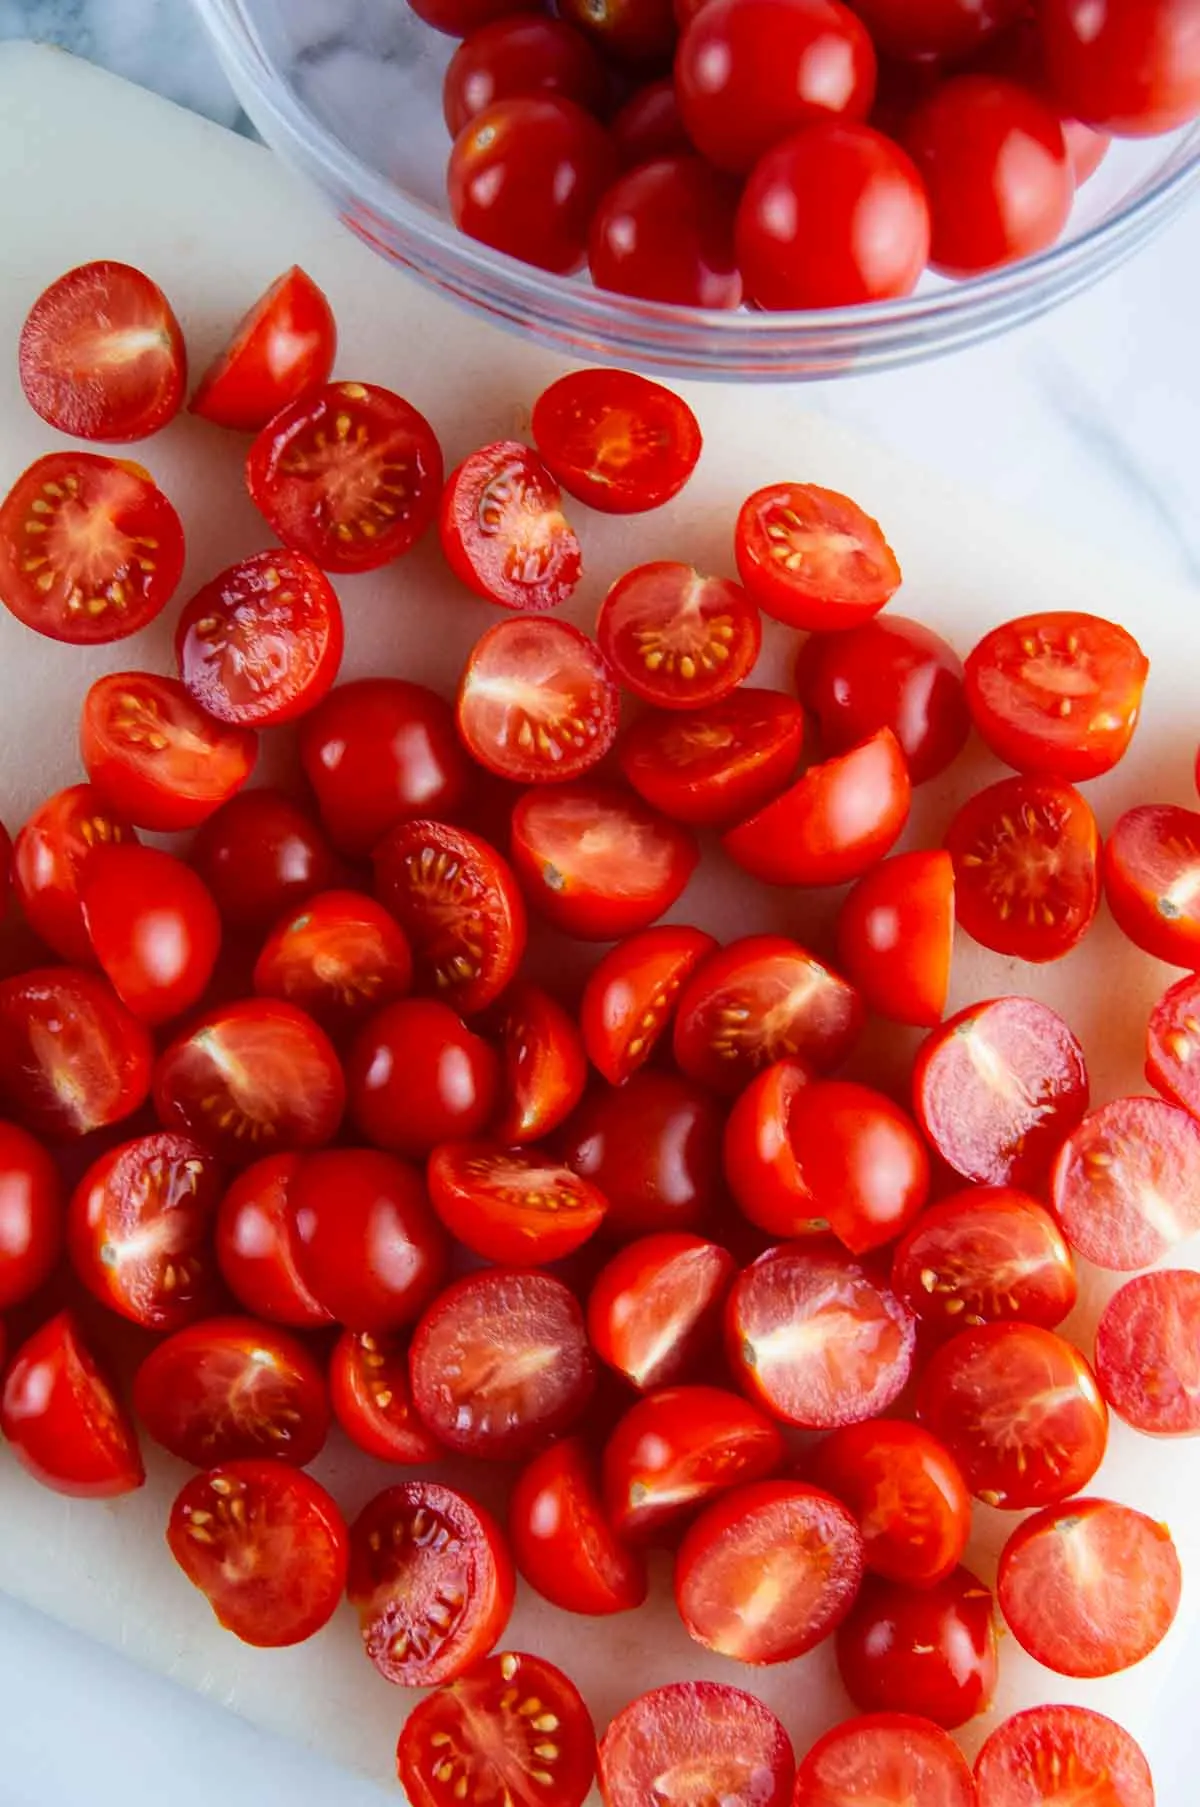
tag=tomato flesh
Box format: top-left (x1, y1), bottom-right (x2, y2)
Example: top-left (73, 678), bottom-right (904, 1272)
top-left (809, 1421), bottom-right (971, 1589)
top-left (1096, 1268), bottom-right (1200, 1436)
top-left (374, 819), bottom-right (526, 1014)
top-left (597, 563), bottom-right (760, 711)
top-left (561, 1069), bottom-right (725, 1238)
top-left (723, 728), bottom-right (911, 887)
top-left (510, 1437), bottom-right (648, 1617)
top-left (0, 965), bottom-right (153, 1140)
top-left (0, 1120), bottom-right (63, 1309)
top-left (331, 1328), bottom-right (443, 1465)
top-left (618, 688), bottom-right (806, 827)
top-left (1050, 1094), bottom-right (1200, 1270)
top-left (598, 1682), bottom-right (795, 1807)
top-left (1147, 970), bottom-right (1200, 1116)
top-left (190, 266), bottom-right (337, 433)
top-left (253, 888), bottom-right (413, 1030)
top-left (441, 441), bottom-right (583, 610)
top-left (428, 1140), bottom-right (606, 1264)
top-left (1104, 804), bottom-right (1200, 967)
top-left (795, 1713), bottom-right (977, 1807)
top-left (836, 1566), bottom-right (999, 1730)
top-left (13, 785), bottom-right (139, 964)
top-left (134, 1315), bottom-right (330, 1468)
top-left (580, 924), bottom-right (717, 1085)
top-left (19, 260), bottom-right (185, 441)
top-left (891, 1187), bottom-right (1077, 1338)
top-left (488, 981), bottom-right (586, 1145)
top-left (735, 483), bottom-right (901, 631)
top-left (510, 783), bottom-right (698, 940)
top-left (176, 549), bottom-right (343, 727)
top-left (532, 368), bottom-right (702, 514)
top-left (215, 1153), bottom-right (332, 1329)
top-left (456, 616), bottom-right (620, 784)
top-left (836, 849), bottom-right (954, 1027)
top-left (81, 671), bottom-right (257, 832)
top-left (974, 1705), bottom-right (1155, 1807)
top-left (603, 1385), bottom-right (784, 1542)
top-left (946, 774), bottom-right (1100, 963)
top-left (0, 1309), bottom-right (144, 1498)
top-left (80, 843), bottom-right (222, 1026)
top-left (587, 1232), bottom-right (735, 1391)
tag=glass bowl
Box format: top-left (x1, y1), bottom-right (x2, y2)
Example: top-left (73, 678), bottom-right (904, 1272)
top-left (192, 0), bottom-right (1200, 381)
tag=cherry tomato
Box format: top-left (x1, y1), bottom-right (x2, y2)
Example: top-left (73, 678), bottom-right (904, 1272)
top-left (1096, 1268), bottom-right (1200, 1436)
top-left (153, 998), bottom-right (345, 1165)
top-left (891, 1187), bottom-right (1077, 1338)
top-left (721, 1059), bottom-right (816, 1235)
top-left (429, 1141), bottom-right (607, 1264)
top-left (448, 98), bottom-right (617, 275)
top-left (443, 17), bottom-right (608, 136)
top-left (188, 788), bottom-right (340, 937)
top-left (253, 889), bottom-right (413, 1031)
top-left (1040, 0), bottom-right (1200, 136)
top-left (0, 1310), bottom-right (143, 1498)
top-left (190, 266), bottom-right (336, 432)
top-left (598, 1682), bottom-right (795, 1807)
top-left (0, 453), bottom-right (185, 646)
top-left (347, 997), bottom-right (500, 1156)
top-left (215, 1154), bottom-right (331, 1329)
top-left (836, 850), bottom-right (954, 1027)
top-left (589, 155), bottom-right (744, 309)
top-left (1147, 970), bottom-right (1200, 1116)
top-left (836, 1567), bottom-right (998, 1730)
top-left (13, 785), bottom-right (139, 963)
top-left (723, 728), bottom-right (911, 887)
top-left (597, 564), bottom-right (761, 711)
top-left (0, 967), bottom-right (153, 1140)
top-left (1105, 805), bottom-right (1200, 966)
top-left (134, 1315), bottom-right (329, 1467)
top-left (330, 1328), bottom-right (443, 1464)
top-left (247, 381), bottom-right (443, 574)
top-left (728, 1242), bottom-right (916, 1428)
top-left (409, 1268), bottom-right (594, 1459)
top-left (411, 0), bottom-right (532, 34)
top-left (917, 1322), bottom-right (1108, 1509)
top-left (795, 1714), bottom-right (977, 1807)
top-left (398, 1651), bottom-right (596, 1807)
top-left (913, 995), bottom-right (1089, 1187)
top-left (510, 783), bottom-right (698, 940)
top-left (587, 1232), bottom-right (735, 1391)
top-left (735, 483), bottom-right (901, 631)
top-left (809, 1421), bottom-right (971, 1588)
top-left (1050, 1094), bottom-right (1200, 1269)
top-left (946, 775), bottom-right (1100, 964)
top-left (611, 81), bottom-right (690, 166)
top-left (19, 260), bottom-right (185, 441)
top-left (797, 614), bottom-right (970, 784)
top-left (618, 689), bottom-right (806, 827)
top-left (604, 1385), bottom-right (784, 1541)
top-left (78, 844), bottom-right (221, 1026)
top-left (290, 1147), bottom-right (448, 1332)
top-left (510, 1438), bottom-right (648, 1616)
top-left (81, 671), bottom-right (257, 832)
top-left (581, 925), bottom-right (717, 1085)
top-left (175, 550), bottom-right (343, 729)
top-left (561, 1070), bottom-right (724, 1237)
top-left (348, 1481), bottom-right (515, 1686)
top-left (488, 981), bottom-right (586, 1145)
top-left (673, 934), bottom-right (864, 1096)
top-left (850, 0), bottom-right (1023, 60)
top-left (532, 368), bottom-right (703, 516)
top-left (0, 1120), bottom-right (63, 1309)
top-left (976, 1709), bottom-right (1154, 1807)
top-left (456, 616), bottom-right (620, 784)
top-left (373, 820), bottom-right (525, 1013)
top-left (440, 440), bottom-right (584, 611)
top-left (676, 1478), bottom-right (864, 1662)
top-left (558, 0), bottom-right (677, 62)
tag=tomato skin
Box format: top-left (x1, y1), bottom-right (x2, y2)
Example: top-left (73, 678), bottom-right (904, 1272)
top-left (428, 1141), bottom-right (607, 1265)
top-left (836, 1567), bottom-right (999, 1730)
top-left (587, 1232), bottom-right (735, 1391)
top-left (1147, 971), bottom-right (1200, 1116)
top-left (532, 369), bottom-right (703, 517)
top-left (1050, 1094), bottom-right (1200, 1270)
top-left (723, 729), bottom-right (911, 887)
top-left (0, 1120), bottom-right (63, 1309)
top-left (559, 0), bottom-right (677, 62)
top-left (456, 616), bottom-right (620, 785)
top-left (188, 789), bottom-right (339, 938)
top-left (0, 966), bottom-right (153, 1141)
top-left (488, 981), bottom-right (586, 1145)
top-left (808, 1421), bottom-right (971, 1588)
top-left (856, 0), bottom-right (1024, 60)
top-left (619, 689), bottom-right (806, 827)
top-left (797, 614), bottom-right (970, 785)
top-left (1040, 0), bottom-right (1200, 136)
top-left (611, 81), bottom-right (690, 167)
top-left (946, 775), bottom-right (1100, 964)
top-left (597, 564), bottom-right (761, 711)
top-left (736, 484), bottom-right (901, 632)
top-left (190, 266), bottom-right (337, 432)
top-left (510, 1437), bottom-right (648, 1615)
top-left (443, 16), bottom-right (608, 135)
top-left (290, 1147), bottom-right (449, 1333)
top-left (330, 1328), bottom-right (443, 1465)
top-left (1096, 1268), bottom-right (1200, 1435)
top-left (511, 783), bottom-right (698, 941)
top-left (13, 785), bottom-right (140, 964)
top-left (581, 924), bottom-right (717, 1086)
top-left (974, 1705), bottom-right (1155, 1807)
top-left (589, 156), bottom-right (745, 309)
top-left (891, 1187), bottom-right (1077, 1338)
top-left (79, 845), bottom-right (222, 1026)
top-left (175, 550), bottom-right (344, 728)
top-left (82, 672), bottom-right (257, 833)
top-left (1105, 804), bottom-right (1200, 967)
top-left (19, 260), bottom-right (185, 441)
top-left (603, 1385), bottom-right (785, 1542)
top-left (253, 889), bottom-right (413, 1031)
top-left (836, 850), bottom-right (954, 1027)
top-left (1, 1310), bottom-right (144, 1498)
top-left (347, 997), bottom-right (500, 1158)
top-left (561, 1070), bottom-right (725, 1238)
top-left (440, 440), bottom-right (584, 612)
top-left (215, 1154), bottom-right (332, 1329)
top-left (598, 1682), bottom-right (795, 1807)
top-left (722, 1058), bottom-right (818, 1238)
top-left (794, 1713), bottom-right (976, 1807)
top-left (412, 0), bottom-right (532, 34)
top-left (134, 1315), bottom-right (330, 1468)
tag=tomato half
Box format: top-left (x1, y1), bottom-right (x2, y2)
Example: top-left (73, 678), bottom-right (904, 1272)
top-left (0, 966), bottom-right (153, 1140)
top-left (836, 1567), bottom-right (999, 1730)
top-left (81, 672), bottom-right (257, 832)
top-left (974, 1706), bottom-right (1155, 1807)
top-left (946, 774), bottom-right (1100, 963)
top-left (598, 1682), bottom-right (795, 1807)
top-left (580, 924), bottom-right (717, 1086)
top-left (561, 1069), bottom-right (725, 1238)
top-left (215, 1154), bottom-right (331, 1329)
top-left (1096, 1268), bottom-right (1200, 1436)
top-left (0, 1120), bottom-right (63, 1309)
top-left (797, 614), bottom-right (970, 786)
top-left (0, 1310), bottom-right (144, 1498)
top-left (1104, 804), bottom-right (1200, 967)
top-left (373, 819), bottom-right (526, 1014)
top-left (440, 441), bottom-right (583, 611)
top-left (190, 266), bottom-right (337, 432)
top-left (168, 1461), bottom-right (349, 1648)
top-left (619, 689), bottom-right (806, 828)
top-left (487, 981), bottom-right (586, 1145)
top-left (836, 850), bottom-right (954, 1027)
top-left (175, 550), bottom-right (343, 727)
top-left (1040, 0), bottom-right (1200, 136)
top-left (532, 368), bottom-right (702, 514)
top-left (795, 1714), bottom-right (977, 1807)
top-left (79, 844), bottom-right (221, 1026)
top-left (1147, 970), bottom-right (1200, 1116)
top-left (133, 1315), bottom-right (330, 1467)
top-left (13, 784), bottom-right (139, 964)
top-left (723, 729), bottom-right (911, 887)
top-left (603, 1385), bottom-right (784, 1542)
top-left (428, 1141), bottom-right (607, 1264)
top-left (735, 483), bottom-right (901, 631)
top-left (510, 783), bottom-right (698, 940)
top-left (347, 997), bottom-right (500, 1157)
top-left (510, 1438), bottom-right (648, 1616)
top-left (597, 563), bottom-right (761, 710)
top-left (0, 453), bottom-right (185, 645)
top-left (587, 1233), bottom-right (735, 1391)
top-left (1050, 1094), bottom-right (1200, 1270)
top-left (290, 1147), bottom-right (448, 1332)
top-left (331, 1328), bottom-right (443, 1465)
top-left (456, 615), bottom-right (620, 784)
top-left (253, 889), bottom-right (413, 1030)
top-left (809, 1421), bottom-right (971, 1589)
top-left (891, 1187), bottom-right (1078, 1338)
top-left (19, 260), bottom-right (185, 441)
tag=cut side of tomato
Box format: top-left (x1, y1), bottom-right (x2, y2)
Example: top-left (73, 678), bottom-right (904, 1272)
top-left (81, 672), bottom-right (257, 832)
top-left (795, 1714), bottom-right (976, 1807)
top-left (510, 1438), bottom-right (648, 1617)
top-left (946, 774), bottom-right (1100, 962)
top-left (618, 688), bottom-right (806, 827)
top-left (1104, 804), bottom-right (1200, 967)
top-left (974, 1706), bottom-right (1155, 1807)
top-left (836, 849), bottom-right (954, 1027)
top-left (580, 923), bottom-right (717, 1085)
top-left (1147, 971), bottom-right (1200, 1117)
top-left (603, 1385), bottom-right (784, 1542)
top-left (373, 819), bottom-right (526, 1014)
top-left (12, 784), bottom-right (139, 965)
top-left (1096, 1268), bottom-right (1200, 1436)
top-left (252, 888), bottom-right (413, 1031)
top-left (440, 441), bottom-right (582, 611)
top-left (0, 966), bottom-right (153, 1140)
top-left (456, 615), bottom-right (620, 783)
top-left (891, 1187), bottom-right (1077, 1338)
top-left (190, 266), bottom-right (337, 433)
top-left (587, 1232), bottom-right (736, 1392)
top-left (722, 729), bottom-right (911, 887)
top-left (510, 783), bottom-right (698, 940)
top-left (427, 1141), bottom-right (608, 1265)
top-left (1050, 1095), bottom-right (1200, 1270)
top-left (735, 483), bottom-right (901, 631)
top-left (0, 1309), bottom-right (144, 1498)
top-left (215, 1153), bottom-right (332, 1329)
top-left (331, 1328), bottom-right (443, 1465)
top-left (809, 1422), bottom-right (971, 1590)
top-left (531, 367), bottom-right (702, 514)
top-left (175, 550), bottom-right (344, 727)
top-left (487, 981), bottom-right (587, 1145)
top-left (598, 1682), bottom-right (795, 1807)
top-left (597, 563), bottom-right (761, 710)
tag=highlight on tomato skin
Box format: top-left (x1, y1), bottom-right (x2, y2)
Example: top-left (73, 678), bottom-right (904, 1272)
top-left (0, 1119), bottom-right (63, 1311)
top-left (835, 1565), bottom-right (999, 1730)
top-left (836, 849), bottom-right (954, 1028)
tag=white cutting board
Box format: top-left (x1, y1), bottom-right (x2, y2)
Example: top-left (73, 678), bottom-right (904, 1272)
top-left (1, 39), bottom-right (1198, 1802)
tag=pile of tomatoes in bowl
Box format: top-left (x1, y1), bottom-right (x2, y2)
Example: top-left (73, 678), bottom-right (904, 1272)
top-left (0, 250), bottom-right (1197, 1807)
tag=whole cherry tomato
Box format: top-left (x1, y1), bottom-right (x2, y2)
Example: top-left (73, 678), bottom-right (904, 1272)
top-left (796, 614), bottom-right (969, 783)
top-left (12, 784), bottom-right (139, 963)
top-left (1040, 0), bottom-right (1200, 136)
top-left (443, 16), bottom-right (608, 136)
top-left (510, 1437), bottom-right (648, 1616)
top-left (850, 0), bottom-right (1023, 60)
top-left (809, 1421), bottom-right (971, 1587)
top-left (560, 1070), bottom-right (725, 1237)
top-left (448, 98), bottom-right (617, 275)
top-left (188, 788), bottom-right (340, 937)
top-left (215, 1154), bottom-right (332, 1329)
top-left (558, 0), bottom-right (677, 63)
top-left (190, 266), bottom-right (336, 433)
top-left (0, 967), bottom-right (153, 1140)
top-left (290, 1147), bottom-right (449, 1332)
top-left (346, 997), bottom-right (500, 1157)
top-left (611, 81), bottom-right (691, 166)
top-left (836, 1567), bottom-right (999, 1729)
top-left (79, 844), bottom-right (221, 1026)
top-left (1, 1310), bottom-right (144, 1497)
top-left (531, 368), bottom-right (703, 515)
top-left (134, 1316), bottom-right (330, 1468)
top-left (0, 1120), bottom-right (63, 1309)
top-left (836, 850), bottom-right (954, 1027)
top-left (722, 728), bottom-right (911, 887)
top-left (736, 484), bottom-right (901, 631)
top-left (587, 1232), bottom-right (735, 1391)
top-left (589, 158), bottom-right (744, 309)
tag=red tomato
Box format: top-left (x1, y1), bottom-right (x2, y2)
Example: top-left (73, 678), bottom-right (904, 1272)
top-left (735, 484), bottom-right (901, 631)
top-left (153, 998), bottom-right (345, 1165)
top-left (188, 788), bottom-right (340, 937)
top-left (134, 1315), bottom-right (329, 1467)
top-left (428, 1141), bottom-right (606, 1263)
top-left (247, 381), bottom-right (443, 574)
top-left (440, 441), bottom-right (583, 611)
top-left (809, 1422), bottom-right (971, 1588)
top-left (412, 0), bottom-right (533, 33)
top-left (409, 1268), bottom-right (594, 1459)
top-left (253, 889), bottom-right (413, 1031)
top-left (0, 1120), bottom-right (63, 1309)
top-left (589, 155), bottom-right (744, 309)
top-left (913, 995), bottom-right (1089, 1187)
top-left (347, 997), bottom-right (500, 1156)
top-left (290, 1147), bottom-right (448, 1332)
top-left (1050, 1094), bottom-right (1200, 1270)
top-left (558, 0), bottom-right (677, 61)
top-left (531, 368), bottom-right (703, 515)
top-left (581, 925), bottom-right (717, 1086)
top-left (373, 820), bottom-right (525, 1013)
top-left (215, 1154), bottom-right (331, 1329)
top-left (348, 1481), bottom-right (515, 1686)
top-left (598, 1682), bottom-right (795, 1807)
top-left (604, 1385), bottom-right (784, 1541)
top-left (974, 1706), bottom-right (1155, 1807)
top-left (795, 1714), bottom-right (977, 1807)
top-left (836, 1567), bottom-right (999, 1730)
top-left (891, 1187), bottom-right (1077, 1338)
top-left (587, 1232), bottom-right (736, 1390)
top-left (836, 850), bottom-right (954, 1027)
top-left (448, 98), bottom-right (617, 275)
top-left (611, 80), bottom-right (690, 166)
top-left (1040, 0), bottom-right (1200, 135)
top-left (946, 775), bottom-right (1100, 964)
top-left (673, 934), bottom-right (864, 1096)
top-left (727, 1242), bottom-right (916, 1428)
top-left (398, 1651), bottom-right (596, 1807)
top-left (1104, 804), bottom-right (1200, 966)
top-left (618, 689), bottom-right (806, 826)
top-left (0, 453), bottom-right (185, 646)
top-left (175, 550), bottom-right (343, 728)
top-left (560, 1070), bottom-right (725, 1237)
top-left (597, 564), bottom-right (761, 710)
top-left (676, 1478), bottom-right (864, 1662)
top-left (488, 981), bottom-right (586, 1145)
top-left (510, 1438), bottom-right (648, 1616)
top-left (19, 260), bottom-right (185, 441)
top-left (169, 1460), bottom-right (347, 1648)
top-left (1096, 1268), bottom-right (1200, 1435)
top-left (456, 616), bottom-right (620, 784)
top-left (190, 267), bottom-right (336, 432)
top-left (721, 1058), bottom-right (815, 1236)
top-left (13, 784), bottom-right (139, 963)
top-left (850, 0), bottom-right (1023, 59)
top-left (723, 729), bottom-right (911, 887)
top-left (0, 1310), bottom-right (143, 1498)
top-left (796, 614), bottom-right (969, 784)
top-left (443, 17), bottom-right (607, 135)
top-left (965, 610), bottom-right (1149, 780)
top-left (330, 1328), bottom-right (443, 1464)
top-left (0, 967), bottom-right (153, 1140)
top-left (1147, 970), bottom-right (1200, 1116)
top-left (81, 671), bottom-right (257, 832)
top-left (79, 845), bottom-right (221, 1026)
top-left (510, 783), bottom-right (698, 940)
top-left (917, 1322), bottom-right (1107, 1509)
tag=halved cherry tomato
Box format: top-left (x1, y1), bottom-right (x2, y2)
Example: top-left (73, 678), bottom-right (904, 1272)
top-left (443, 16), bottom-right (608, 136)
top-left (134, 1315), bottom-right (329, 1467)
top-left (510, 1437), bottom-right (648, 1616)
top-left (836, 1567), bottom-right (998, 1730)
top-left (0, 453), bottom-right (185, 645)
top-left (809, 1422), bottom-right (971, 1589)
top-left (440, 441), bottom-right (582, 611)
top-left (456, 616), bottom-right (620, 783)
top-left (795, 1714), bottom-right (976, 1807)
top-left (188, 788), bottom-right (340, 937)
top-left (917, 1322), bottom-right (1107, 1509)
top-left (330, 1328), bottom-right (443, 1465)
top-left (587, 1233), bottom-right (735, 1391)
top-left (598, 1682), bottom-right (795, 1807)
top-left (618, 689), bottom-right (806, 826)
top-left (580, 924), bottom-right (717, 1086)
top-left (253, 889), bottom-right (413, 1031)
top-left (347, 997), bottom-right (500, 1156)
top-left (676, 1478), bottom-right (864, 1663)
top-left (727, 1242), bottom-right (916, 1428)
top-left (290, 1147), bottom-right (448, 1332)
top-left (81, 672), bottom-right (257, 832)
top-left (722, 728), bottom-right (910, 886)
top-left (946, 774), bottom-right (1100, 963)
top-left (735, 483), bottom-right (901, 631)
top-left (965, 610), bottom-right (1149, 780)
top-left (836, 850), bottom-right (954, 1027)
top-left (510, 783), bottom-right (697, 940)
top-left (720, 1059), bottom-right (815, 1238)
top-left (891, 1187), bottom-right (1077, 1338)
top-left (603, 1385), bottom-right (784, 1542)
top-left (0, 1310), bottom-right (144, 1498)
top-left (0, 967), bottom-right (153, 1139)
top-left (247, 381), bottom-right (443, 574)
top-left (153, 998), bottom-right (345, 1165)
top-left (428, 1141), bottom-right (607, 1264)
top-left (348, 1481), bottom-right (515, 1686)
top-left (168, 1461), bottom-right (348, 1648)
top-left (0, 1120), bottom-right (63, 1309)
top-left (1096, 1268), bottom-right (1200, 1435)
top-left (597, 563), bottom-right (760, 710)
top-left (374, 819), bottom-right (526, 1013)
top-left (532, 368), bottom-right (702, 515)
top-left (13, 784), bottom-right (139, 963)
top-left (673, 934), bottom-right (865, 1096)
top-left (409, 1268), bottom-right (594, 1459)
top-left (488, 981), bottom-right (586, 1145)
top-left (561, 1070), bottom-right (724, 1237)
top-left (191, 267), bottom-right (336, 433)
top-left (1147, 970), bottom-right (1200, 1116)
top-left (19, 260), bottom-right (186, 441)
top-left (974, 1706), bottom-right (1155, 1807)
top-left (1105, 804), bottom-right (1200, 966)
top-left (398, 1650), bottom-right (596, 1807)
top-left (215, 1154), bottom-right (331, 1329)
top-left (175, 550), bottom-right (343, 727)
top-left (1050, 1094), bottom-right (1200, 1270)
top-left (79, 844), bottom-right (221, 1026)
top-left (913, 995), bottom-right (1089, 1187)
